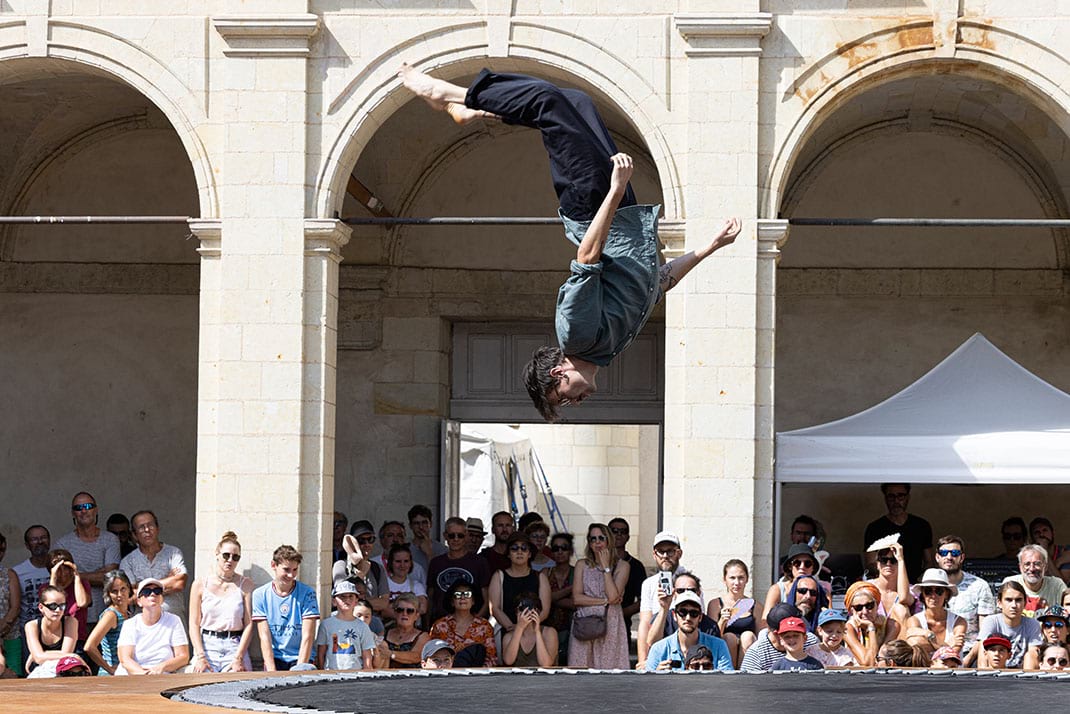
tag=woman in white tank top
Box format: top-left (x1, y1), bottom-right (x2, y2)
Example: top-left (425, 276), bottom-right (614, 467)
top-left (188, 531), bottom-right (254, 672)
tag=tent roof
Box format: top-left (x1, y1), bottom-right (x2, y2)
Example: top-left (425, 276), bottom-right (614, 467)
top-left (775, 334), bottom-right (1070, 484)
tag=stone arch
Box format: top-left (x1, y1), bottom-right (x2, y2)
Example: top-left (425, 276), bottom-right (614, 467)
top-left (314, 24), bottom-right (682, 221)
top-left (0, 22), bottom-right (217, 217)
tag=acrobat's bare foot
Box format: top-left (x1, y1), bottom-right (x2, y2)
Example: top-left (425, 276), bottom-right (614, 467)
top-left (446, 102), bottom-right (502, 126)
top-left (399, 62), bottom-right (466, 111)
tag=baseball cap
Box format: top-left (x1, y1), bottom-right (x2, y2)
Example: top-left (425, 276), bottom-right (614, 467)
top-left (55, 655), bottom-right (90, 676)
top-left (670, 591), bottom-right (703, 611)
top-left (136, 578), bottom-right (164, 595)
top-left (653, 531), bottom-right (680, 547)
top-left (932, 646), bottom-right (962, 663)
top-left (817, 609), bottom-right (848, 627)
top-left (332, 580), bottom-right (359, 597)
top-left (421, 639), bottom-right (455, 660)
top-left (776, 616), bottom-right (807, 635)
top-left (765, 602), bottom-right (802, 631)
top-left (466, 517), bottom-right (486, 534)
top-left (983, 635), bottom-right (1012, 650)
top-left (684, 645), bottom-right (713, 667)
top-left (349, 520), bottom-right (374, 537)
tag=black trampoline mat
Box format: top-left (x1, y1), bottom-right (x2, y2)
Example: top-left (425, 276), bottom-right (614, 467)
top-left (248, 671), bottom-right (1069, 713)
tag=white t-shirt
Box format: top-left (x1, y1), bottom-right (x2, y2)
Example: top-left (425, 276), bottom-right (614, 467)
top-left (639, 565), bottom-right (688, 614)
top-left (115, 611), bottom-right (188, 674)
top-left (387, 575), bottom-right (427, 598)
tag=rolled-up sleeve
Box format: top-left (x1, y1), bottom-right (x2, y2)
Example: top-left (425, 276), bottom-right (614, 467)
top-left (556, 260), bottom-right (605, 357)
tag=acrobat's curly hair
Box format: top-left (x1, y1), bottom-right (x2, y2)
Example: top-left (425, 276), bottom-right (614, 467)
top-left (523, 345), bottom-right (564, 422)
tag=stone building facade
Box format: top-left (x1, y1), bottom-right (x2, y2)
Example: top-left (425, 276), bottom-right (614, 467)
top-left (1, 1), bottom-right (1067, 607)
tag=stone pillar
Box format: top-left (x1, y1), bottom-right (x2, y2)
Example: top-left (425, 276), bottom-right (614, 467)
top-left (195, 13), bottom-right (331, 602)
top-left (664, 13), bottom-right (772, 583)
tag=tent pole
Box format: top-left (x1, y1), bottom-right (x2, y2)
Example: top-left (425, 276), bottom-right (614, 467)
top-left (773, 481), bottom-right (783, 585)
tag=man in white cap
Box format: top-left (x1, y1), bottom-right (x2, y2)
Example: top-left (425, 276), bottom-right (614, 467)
top-left (644, 591), bottom-right (733, 671)
top-left (420, 639), bottom-right (455, 669)
top-left (636, 530), bottom-right (687, 667)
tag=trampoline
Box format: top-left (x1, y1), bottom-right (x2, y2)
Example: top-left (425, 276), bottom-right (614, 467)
top-left (171, 669), bottom-right (1070, 713)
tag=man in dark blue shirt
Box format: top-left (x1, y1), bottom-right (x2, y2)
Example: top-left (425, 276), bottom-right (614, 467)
top-left (400, 63), bottom-right (740, 421)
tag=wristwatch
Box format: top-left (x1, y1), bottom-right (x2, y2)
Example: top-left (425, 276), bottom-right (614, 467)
top-left (602, 567), bottom-right (611, 573)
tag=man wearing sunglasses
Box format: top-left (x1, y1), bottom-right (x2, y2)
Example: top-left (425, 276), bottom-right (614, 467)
top-left (644, 592), bottom-right (733, 671)
top-left (936, 534), bottom-right (994, 662)
top-left (637, 531), bottom-right (687, 668)
top-left (994, 517), bottom-right (1027, 561)
top-left (862, 483), bottom-right (933, 583)
top-left (426, 517), bottom-right (491, 621)
top-left (55, 492), bottom-right (120, 627)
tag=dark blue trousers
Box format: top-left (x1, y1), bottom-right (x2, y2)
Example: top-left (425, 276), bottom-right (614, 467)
top-left (465, 69), bottom-right (637, 222)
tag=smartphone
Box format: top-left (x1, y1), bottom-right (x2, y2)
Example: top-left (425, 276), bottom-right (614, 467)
top-left (659, 570), bottom-right (673, 593)
top-left (669, 659), bottom-right (682, 669)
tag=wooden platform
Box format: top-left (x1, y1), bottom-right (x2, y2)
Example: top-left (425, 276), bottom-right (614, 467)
top-left (0, 671), bottom-right (297, 713)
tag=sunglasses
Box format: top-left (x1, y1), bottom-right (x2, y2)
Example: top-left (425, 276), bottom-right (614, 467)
top-left (1044, 657), bottom-right (1069, 666)
top-left (790, 559), bottom-right (815, 570)
top-left (71, 503), bottom-right (96, 512)
top-left (395, 607), bottom-right (417, 615)
top-left (1042, 621), bottom-right (1067, 629)
top-left (588, 534), bottom-right (607, 542)
top-left (878, 556), bottom-right (898, 565)
top-left (675, 586), bottom-right (699, 594)
top-left (851, 601), bottom-right (877, 613)
top-left (445, 533), bottom-right (467, 540)
top-left (921, 587), bottom-right (947, 596)
top-left (139, 586), bottom-right (164, 597)
top-left (551, 545), bottom-right (571, 553)
top-left (41, 602), bottom-right (66, 611)
top-left (610, 527), bottom-right (629, 535)
top-left (221, 552), bottom-right (241, 562)
top-left (795, 586), bottom-right (819, 596)
top-left (452, 590), bottom-right (473, 599)
top-left (937, 548), bottom-right (963, 558)
top-left (356, 536), bottom-right (376, 545)
top-left (509, 544), bottom-right (530, 552)
top-left (676, 608), bottom-right (702, 620)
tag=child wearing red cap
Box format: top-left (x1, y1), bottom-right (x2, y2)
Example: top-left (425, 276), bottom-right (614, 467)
top-left (770, 617), bottom-right (825, 671)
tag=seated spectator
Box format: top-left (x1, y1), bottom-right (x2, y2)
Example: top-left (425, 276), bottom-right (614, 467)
top-left (637, 531), bottom-right (686, 668)
top-left (354, 598), bottom-right (384, 643)
top-left (188, 531), bottom-right (254, 673)
top-left (1022, 605), bottom-right (1068, 670)
top-left (977, 581), bottom-right (1041, 668)
top-left (1037, 642), bottom-right (1068, 672)
top-left (683, 645), bottom-right (714, 670)
top-left (84, 570), bottom-right (134, 675)
top-left (876, 638), bottom-right (931, 668)
top-left (843, 581), bottom-right (900, 666)
top-left (930, 645), bottom-right (962, 669)
top-left (382, 544), bottom-right (428, 619)
top-left (739, 603), bottom-right (819, 672)
top-left (868, 542), bottom-right (915, 624)
top-left (978, 634), bottom-right (1013, 670)
top-left (23, 585), bottom-right (78, 673)
top-left (810, 609), bottom-right (853, 667)
top-left (938, 534), bottom-right (994, 662)
top-left (420, 638), bottom-right (454, 670)
top-left (645, 572), bottom-right (719, 653)
top-left (429, 578), bottom-right (496, 667)
top-left (502, 592), bottom-right (558, 667)
top-left (525, 521), bottom-right (554, 572)
top-left (786, 574), bottom-right (829, 632)
top-left (769, 616), bottom-right (823, 671)
top-left (47, 549), bottom-right (91, 649)
top-left (546, 532), bottom-right (575, 662)
top-left (762, 544), bottom-right (825, 624)
top-left (903, 568), bottom-right (966, 653)
top-left (252, 545), bottom-right (320, 672)
top-left (25, 653), bottom-right (92, 679)
top-left (376, 593), bottom-right (429, 669)
top-left (0, 532), bottom-right (18, 677)
top-left (489, 532), bottom-right (550, 635)
top-left (644, 592), bottom-right (732, 672)
top-left (1002, 544), bottom-right (1067, 617)
top-left (315, 581), bottom-right (376, 671)
top-left (994, 517), bottom-right (1027, 561)
top-left (116, 578), bottom-right (189, 675)
top-left (707, 559), bottom-right (760, 668)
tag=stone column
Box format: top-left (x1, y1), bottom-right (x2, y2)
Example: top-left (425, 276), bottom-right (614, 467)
top-left (663, 13), bottom-right (772, 582)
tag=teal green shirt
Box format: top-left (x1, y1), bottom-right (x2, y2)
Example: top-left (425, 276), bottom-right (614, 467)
top-left (555, 204), bottom-right (662, 367)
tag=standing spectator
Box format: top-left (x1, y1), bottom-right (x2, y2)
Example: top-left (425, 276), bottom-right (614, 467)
top-left (382, 545), bottom-right (428, 618)
top-left (115, 578), bottom-right (189, 675)
top-left (482, 511), bottom-right (515, 574)
top-left (426, 517), bottom-right (491, 622)
top-left (977, 581), bottom-right (1042, 668)
top-left (315, 581), bottom-right (375, 671)
top-left (567, 523), bottom-right (629, 669)
top-left (331, 512), bottom-right (348, 564)
top-left (0, 533), bottom-right (21, 677)
top-left (376, 521), bottom-right (427, 586)
top-left (377, 592), bottom-right (429, 669)
top-left (14, 525), bottom-right (52, 667)
top-left (188, 531), bottom-right (253, 673)
top-left (1023, 605), bottom-right (1069, 669)
top-left (525, 521), bottom-right (555, 572)
top-left (408, 505), bottom-right (447, 575)
top-left (54, 492), bottom-right (120, 625)
top-left (252, 545), bottom-right (319, 671)
top-left (119, 511), bottom-right (188, 626)
top-left (501, 591), bottom-right (557, 666)
top-left (1028, 517), bottom-right (1066, 578)
top-left (644, 591), bottom-right (732, 672)
top-left (788, 515), bottom-right (818, 546)
top-left (707, 559), bottom-right (760, 668)
top-left (429, 578), bottom-right (496, 666)
top-left (466, 518), bottom-right (487, 554)
top-left (608, 517), bottom-right (646, 639)
top-left (993, 517), bottom-right (1027, 560)
top-left (862, 483), bottom-right (933, 582)
top-left (546, 532), bottom-right (575, 662)
top-left (46, 550), bottom-right (90, 651)
top-left (23, 585), bottom-right (78, 673)
top-left (637, 530), bottom-right (687, 667)
top-left (769, 616), bottom-right (824, 671)
top-left (739, 603), bottom-right (821, 672)
top-left (936, 534), bottom-right (994, 661)
top-left (843, 581), bottom-right (900, 666)
top-left (1002, 544), bottom-right (1067, 616)
top-left (903, 569), bottom-right (965, 652)
top-left (489, 532), bottom-right (550, 634)
top-left (83, 570), bottom-right (133, 675)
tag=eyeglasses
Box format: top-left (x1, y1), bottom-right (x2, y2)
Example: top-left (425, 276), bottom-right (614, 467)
top-left (790, 559), bottom-right (814, 570)
top-left (937, 548), bottom-right (963, 558)
top-left (139, 586), bottom-right (164, 597)
top-left (676, 608), bottom-right (702, 620)
top-left (921, 587), bottom-right (947, 596)
top-left (1003, 532), bottom-right (1025, 541)
top-left (220, 552), bottom-right (241, 562)
top-left (395, 607), bottom-right (417, 615)
top-left (1044, 657), bottom-right (1069, 666)
top-left (878, 556), bottom-right (898, 565)
top-left (588, 534), bottom-right (607, 542)
top-left (795, 586), bottom-right (819, 596)
top-left (654, 548), bottom-right (678, 558)
top-left (452, 590), bottom-right (473, 599)
top-left (1042, 621), bottom-right (1067, 629)
top-left (41, 602), bottom-right (66, 611)
top-left (675, 587), bottom-right (699, 594)
top-left (610, 527), bottom-right (629, 535)
top-left (445, 533), bottom-right (467, 540)
top-left (356, 536), bottom-right (376, 545)
top-left (551, 545), bottom-right (571, 553)
top-left (134, 523), bottom-right (157, 532)
top-left (851, 601), bottom-right (877, 613)
top-left (71, 503), bottom-right (96, 512)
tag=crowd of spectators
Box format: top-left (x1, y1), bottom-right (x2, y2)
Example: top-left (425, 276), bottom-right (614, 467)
top-left (1, 487), bottom-right (1068, 678)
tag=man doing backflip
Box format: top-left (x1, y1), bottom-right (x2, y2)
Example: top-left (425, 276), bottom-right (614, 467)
top-left (400, 64), bottom-right (740, 421)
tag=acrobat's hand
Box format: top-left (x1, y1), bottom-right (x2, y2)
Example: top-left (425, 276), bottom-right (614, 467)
top-left (609, 153), bottom-right (634, 192)
top-left (710, 217), bottom-right (742, 252)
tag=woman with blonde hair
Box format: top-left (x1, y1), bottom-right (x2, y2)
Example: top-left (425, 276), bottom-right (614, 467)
top-left (188, 531), bottom-right (254, 672)
top-left (844, 580), bottom-right (901, 666)
top-left (567, 523), bottom-right (629, 668)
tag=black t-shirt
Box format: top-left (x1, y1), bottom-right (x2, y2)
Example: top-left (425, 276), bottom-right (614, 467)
top-left (621, 553), bottom-right (647, 623)
top-left (863, 514), bottom-right (933, 582)
top-left (426, 552), bottom-right (491, 621)
top-left (770, 655), bottom-right (824, 671)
